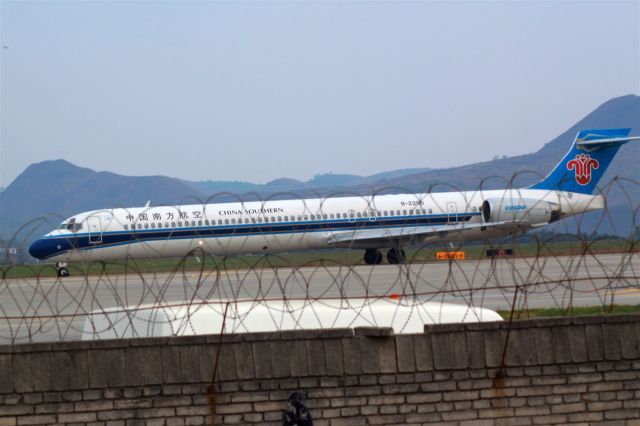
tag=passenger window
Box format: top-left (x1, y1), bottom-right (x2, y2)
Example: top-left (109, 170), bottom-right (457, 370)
top-left (409, 209), bottom-right (414, 215)
top-left (384, 211), bottom-right (388, 216)
top-left (124, 224), bottom-right (128, 230)
top-left (403, 210), bottom-right (407, 215)
top-left (231, 219), bottom-right (236, 224)
top-left (151, 223), bottom-right (156, 228)
top-left (251, 218), bottom-right (256, 223)
top-left (390, 211), bottom-right (394, 216)
top-left (428, 208), bottom-right (433, 214)
top-left (310, 214), bottom-right (315, 220)
top-left (396, 210), bottom-right (401, 215)
top-left (357, 212), bottom-right (361, 218)
top-left (144, 223), bottom-right (149, 229)
top-left (198, 220), bottom-right (202, 226)
top-left (164, 222), bottom-right (169, 228)
top-left (362, 211), bottom-right (368, 217)
top-left (171, 222), bottom-right (176, 227)
top-left (225, 219), bottom-right (229, 225)
top-left (138, 224), bottom-right (143, 229)
top-left (304, 215), bottom-right (308, 220)
top-left (191, 221), bottom-right (196, 226)
top-left (297, 215), bottom-right (302, 221)
top-left (258, 217), bottom-right (263, 223)
top-left (343, 213), bottom-right (347, 219)
top-left (278, 216), bottom-right (282, 222)
top-left (323, 214), bottom-right (328, 219)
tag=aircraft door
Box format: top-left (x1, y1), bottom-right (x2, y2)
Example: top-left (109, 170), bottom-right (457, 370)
top-left (447, 202), bottom-right (457, 224)
top-left (87, 216), bottom-right (103, 244)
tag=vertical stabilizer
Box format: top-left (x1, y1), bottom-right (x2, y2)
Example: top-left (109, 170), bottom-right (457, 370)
top-left (529, 128), bottom-right (638, 194)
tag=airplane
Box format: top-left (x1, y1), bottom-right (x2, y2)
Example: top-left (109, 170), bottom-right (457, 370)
top-left (29, 129), bottom-right (638, 277)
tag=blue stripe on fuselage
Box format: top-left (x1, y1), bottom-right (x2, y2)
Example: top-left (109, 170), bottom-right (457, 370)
top-left (36, 214), bottom-right (479, 259)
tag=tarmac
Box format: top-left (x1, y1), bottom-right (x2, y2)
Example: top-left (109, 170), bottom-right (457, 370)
top-left (1, 252), bottom-right (638, 343)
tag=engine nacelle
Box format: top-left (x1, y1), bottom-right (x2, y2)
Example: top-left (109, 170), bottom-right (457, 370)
top-left (481, 198), bottom-right (560, 226)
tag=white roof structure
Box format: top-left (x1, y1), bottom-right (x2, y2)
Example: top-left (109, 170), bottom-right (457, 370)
top-left (81, 297), bottom-right (502, 340)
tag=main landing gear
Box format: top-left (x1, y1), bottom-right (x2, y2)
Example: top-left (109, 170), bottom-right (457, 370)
top-left (364, 249), bottom-right (383, 265)
top-left (363, 248), bottom-right (406, 265)
top-left (386, 248), bottom-right (406, 264)
top-left (56, 262), bottom-right (69, 278)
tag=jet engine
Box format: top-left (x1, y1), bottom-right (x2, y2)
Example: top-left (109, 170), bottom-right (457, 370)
top-left (481, 198), bottom-right (561, 226)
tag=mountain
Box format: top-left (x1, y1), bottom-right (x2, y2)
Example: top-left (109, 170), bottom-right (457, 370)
top-left (372, 94), bottom-right (639, 236)
top-left (1, 94), bottom-right (638, 261)
top-left (192, 180), bottom-right (262, 194)
top-left (189, 167), bottom-right (433, 194)
top-left (0, 160), bottom-right (206, 257)
top-left (378, 94), bottom-right (640, 192)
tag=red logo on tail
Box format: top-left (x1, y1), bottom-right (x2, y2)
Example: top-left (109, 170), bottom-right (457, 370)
top-left (567, 153), bottom-right (599, 186)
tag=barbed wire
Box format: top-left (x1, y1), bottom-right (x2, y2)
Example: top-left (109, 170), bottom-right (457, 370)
top-left (0, 175), bottom-right (638, 344)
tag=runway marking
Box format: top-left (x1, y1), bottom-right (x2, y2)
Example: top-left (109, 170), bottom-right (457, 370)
top-left (611, 288), bottom-right (640, 296)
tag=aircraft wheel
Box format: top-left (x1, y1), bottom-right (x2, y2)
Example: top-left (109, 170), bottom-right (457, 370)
top-left (387, 248), bottom-right (406, 264)
top-left (57, 267), bottom-right (70, 278)
top-left (364, 249), bottom-right (383, 265)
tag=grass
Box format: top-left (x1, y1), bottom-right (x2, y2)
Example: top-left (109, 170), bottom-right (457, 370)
top-left (1, 238), bottom-right (637, 280)
top-left (499, 304), bottom-right (640, 319)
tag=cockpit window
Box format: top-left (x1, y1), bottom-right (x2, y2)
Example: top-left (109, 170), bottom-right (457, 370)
top-left (62, 219), bottom-right (82, 232)
top-left (67, 223), bottom-right (83, 232)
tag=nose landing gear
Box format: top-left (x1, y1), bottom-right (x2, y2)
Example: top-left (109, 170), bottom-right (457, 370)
top-left (56, 262), bottom-right (70, 278)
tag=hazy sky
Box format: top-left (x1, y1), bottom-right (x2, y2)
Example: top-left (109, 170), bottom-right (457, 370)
top-left (1, 1), bottom-right (638, 187)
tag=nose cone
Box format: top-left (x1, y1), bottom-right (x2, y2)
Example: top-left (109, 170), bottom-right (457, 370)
top-left (29, 238), bottom-right (57, 260)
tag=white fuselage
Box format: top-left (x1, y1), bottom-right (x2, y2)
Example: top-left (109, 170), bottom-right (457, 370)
top-left (36, 188), bottom-right (603, 263)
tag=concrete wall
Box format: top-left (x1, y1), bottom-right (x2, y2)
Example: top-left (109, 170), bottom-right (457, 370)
top-left (0, 314), bottom-right (639, 425)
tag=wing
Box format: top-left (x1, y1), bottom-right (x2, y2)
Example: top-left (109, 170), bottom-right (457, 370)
top-left (327, 221), bottom-right (531, 249)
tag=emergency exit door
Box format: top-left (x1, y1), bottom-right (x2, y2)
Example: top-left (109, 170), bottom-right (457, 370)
top-left (447, 202), bottom-right (457, 223)
top-left (87, 216), bottom-right (103, 244)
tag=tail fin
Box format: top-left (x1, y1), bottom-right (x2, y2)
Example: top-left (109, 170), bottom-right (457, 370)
top-left (529, 128), bottom-right (639, 194)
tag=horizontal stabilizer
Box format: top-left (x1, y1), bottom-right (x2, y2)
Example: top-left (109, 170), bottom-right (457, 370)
top-left (577, 136), bottom-right (640, 151)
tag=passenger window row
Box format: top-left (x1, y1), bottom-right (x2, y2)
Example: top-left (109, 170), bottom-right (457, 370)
top-left (121, 207), bottom-right (439, 230)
